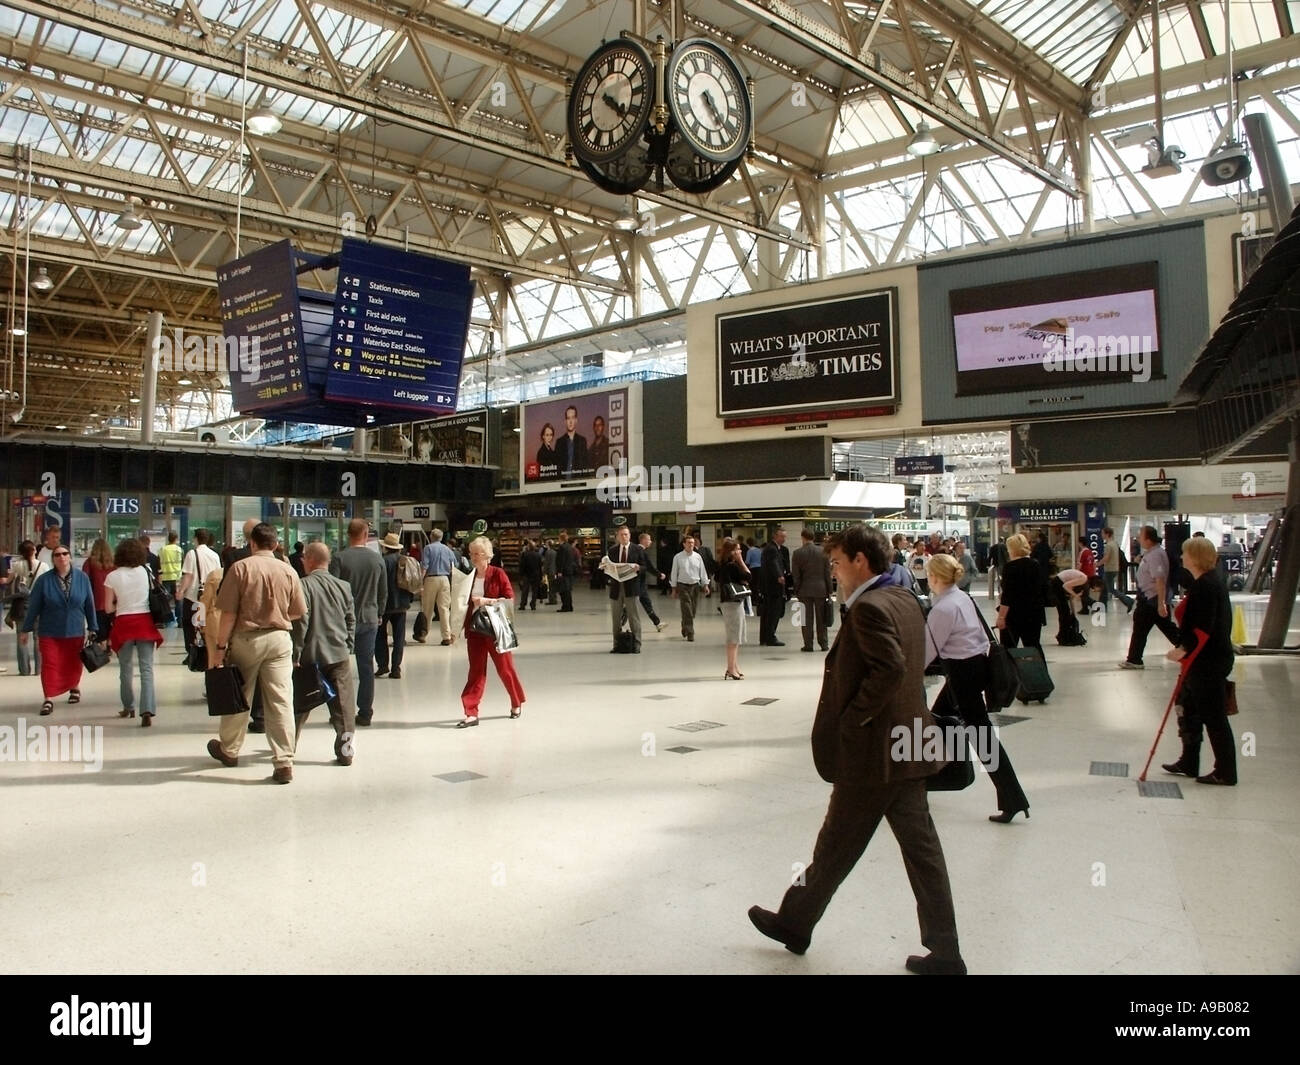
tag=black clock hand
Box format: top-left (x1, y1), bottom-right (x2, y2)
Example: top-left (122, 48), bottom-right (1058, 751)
top-left (601, 92), bottom-right (628, 118)
top-left (701, 88), bottom-right (725, 127)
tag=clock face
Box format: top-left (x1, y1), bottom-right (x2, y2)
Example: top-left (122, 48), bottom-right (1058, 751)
top-left (567, 40), bottom-right (654, 164)
top-left (664, 131), bottom-right (739, 194)
top-left (667, 39), bottom-right (750, 164)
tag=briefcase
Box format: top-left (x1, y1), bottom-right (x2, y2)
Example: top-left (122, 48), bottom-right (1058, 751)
top-left (293, 663), bottom-right (331, 713)
top-left (205, 664), bottom-right (249, 717)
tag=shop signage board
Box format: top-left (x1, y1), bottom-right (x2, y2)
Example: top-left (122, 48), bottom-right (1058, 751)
top-left (716, 290), bottom-right (899, 418)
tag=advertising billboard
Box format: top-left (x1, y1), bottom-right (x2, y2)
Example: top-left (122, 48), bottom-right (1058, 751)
top-left (950, 262), bottom-right (1162, 395)
top-left (520, 385), bottom-right (636, 490)
top-left (716, 290), bottom-right (899, 421)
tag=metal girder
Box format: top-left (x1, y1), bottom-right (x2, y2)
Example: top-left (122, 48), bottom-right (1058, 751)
top-left (1, 0), bottom-right (812, 249)
top-left (723, 0), bottom-right (1080, 193)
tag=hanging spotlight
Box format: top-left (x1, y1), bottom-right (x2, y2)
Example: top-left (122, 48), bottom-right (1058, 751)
top-left (613, 198), bottom-right (640, 231)
top-left (30, 266), bottom-right (54, 293)
top-left (906, 120), bottom-right (940, 158)
top-left (115, 202), bottom-right (143, 230)
top-left (246, 106), bottom-right (282, 136)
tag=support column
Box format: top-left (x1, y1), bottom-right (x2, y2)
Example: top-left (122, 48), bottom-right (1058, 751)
top-left (1257, 417), bottom-right (1300, 648)
top-left (142, 311), bottom-right (162, 443)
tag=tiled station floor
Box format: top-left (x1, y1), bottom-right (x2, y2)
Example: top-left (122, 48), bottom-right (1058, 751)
top-left (1, 586), bottom-right (1297, 974)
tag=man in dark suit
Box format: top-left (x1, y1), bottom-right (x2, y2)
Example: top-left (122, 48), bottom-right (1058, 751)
top-left (554, 531), bottom-right (578, 611)
top-left (748, 523), bottom-right (966, 974)
top-left (759, 528), bottom-right (788, 646)
top-left (606, 524), bottom-right (647, 652)
top-left (557, 405), bottom-right (588, 476)
top-left (792, 528), bottom-right (831, 652)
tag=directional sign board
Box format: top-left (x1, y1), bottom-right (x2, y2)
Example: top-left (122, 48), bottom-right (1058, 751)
top-left (894, 455), bottom-right (945, 476)
top-left (215, 240), bottom-right (308, 411)
top-left (324, 239), bottom-right (473, 416)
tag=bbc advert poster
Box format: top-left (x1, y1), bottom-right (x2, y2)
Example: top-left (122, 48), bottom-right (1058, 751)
top-left (521, 387), bottom-right (630, 485)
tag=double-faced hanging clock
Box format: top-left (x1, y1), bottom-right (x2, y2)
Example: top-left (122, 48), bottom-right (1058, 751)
top-left (566, 34), bottom-right (752, 196)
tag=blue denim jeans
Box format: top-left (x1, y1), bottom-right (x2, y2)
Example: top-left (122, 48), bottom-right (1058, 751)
top-left (354, 624), bottom-right (377, 717)
top-left (117, 639), bottom-right (156, 715)
top-left (17, 630), bottom-right (40, 675)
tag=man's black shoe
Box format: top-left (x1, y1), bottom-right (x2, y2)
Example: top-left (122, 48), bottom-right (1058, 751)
top-left (747, 906), bottom-right (809, 955)
top-left (905, 953), bottom-right (967, 975)
top-left (248, 719), bottom-right (265, 734)
top-left (356, 714), bottom-right (373, 727)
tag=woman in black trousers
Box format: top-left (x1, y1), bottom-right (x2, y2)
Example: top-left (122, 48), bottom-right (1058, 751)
top-left (1163, 537), bottom-right (1237, 785)
top-left (925, 554), bottom-right (1031, 823)
top-left (995, 533), bottom-right (1048, 649)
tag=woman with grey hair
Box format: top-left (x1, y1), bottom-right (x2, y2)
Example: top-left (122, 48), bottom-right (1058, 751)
top-left (458, 535), bottom-right (525, 727)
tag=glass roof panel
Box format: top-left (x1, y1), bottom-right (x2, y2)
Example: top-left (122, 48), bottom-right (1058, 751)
top-left (964, 0), bottom-right (1129, 83)
top-left (457, 1), bottom-right (563, 35)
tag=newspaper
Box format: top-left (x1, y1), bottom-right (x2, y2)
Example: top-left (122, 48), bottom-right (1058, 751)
top-left (599, 556), bottom-right (640, 583)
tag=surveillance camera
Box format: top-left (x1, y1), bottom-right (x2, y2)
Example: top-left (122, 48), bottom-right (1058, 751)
top-left (1200, 142), bottom-right (1252, 187)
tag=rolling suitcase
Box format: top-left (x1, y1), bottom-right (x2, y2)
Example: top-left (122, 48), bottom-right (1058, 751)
top-left (1009, 646), bottom-right (1054, 704)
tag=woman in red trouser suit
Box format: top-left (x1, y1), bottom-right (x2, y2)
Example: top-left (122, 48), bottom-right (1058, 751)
top-left (458, 536), bottom-right (525, 728)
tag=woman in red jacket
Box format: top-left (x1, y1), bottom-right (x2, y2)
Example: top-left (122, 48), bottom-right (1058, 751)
top-left (458, 536), bottom-right (525, 728)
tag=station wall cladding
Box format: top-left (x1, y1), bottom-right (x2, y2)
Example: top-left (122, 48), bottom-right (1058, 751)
top-left (644, 376), bottom-right (830, 480)
top-left (0, 442), bottom-right (494, 502)
top-left (918, 220), bottom-right (1209, 426)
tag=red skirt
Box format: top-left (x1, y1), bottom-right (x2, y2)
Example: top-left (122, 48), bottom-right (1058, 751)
top-left (38, 636), bottom-right (85, 699)
top-left (109, 611), bottom-right (163, 652)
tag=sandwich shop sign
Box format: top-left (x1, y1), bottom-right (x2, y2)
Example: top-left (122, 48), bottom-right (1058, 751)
top-left (716, 290), bottom-right (899, 419)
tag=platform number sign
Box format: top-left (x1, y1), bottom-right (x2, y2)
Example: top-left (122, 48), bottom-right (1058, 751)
top-left (413, 506), bottom-right (430, 519)
top-left (1113, 473), bottom-right (1139, 494)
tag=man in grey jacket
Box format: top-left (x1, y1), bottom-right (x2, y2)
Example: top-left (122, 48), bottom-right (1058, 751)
top-left (791, 529), bottom-right (831, 652)
top-left (294, 542), bottom-right (358, 766)
top-left (330, 518), bottom-right (387, 727)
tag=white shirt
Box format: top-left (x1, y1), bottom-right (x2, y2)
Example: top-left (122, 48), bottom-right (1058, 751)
top-left (924, 586), bottom-right (989, 665)
top-left (104, 565), bottom-right (151, 615)
top-left (180, 545), bottom-right (221, 602)
top-left (670, 550), bottom-right (708, 588)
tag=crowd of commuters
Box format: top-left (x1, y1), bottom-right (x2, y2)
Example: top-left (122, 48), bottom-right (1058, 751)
top-left (3, 518), bottom-right (1241, 806)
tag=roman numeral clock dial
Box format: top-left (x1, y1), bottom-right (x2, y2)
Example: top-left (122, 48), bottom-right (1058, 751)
top-left (567, 39), bottom-right (654, 164)
top-left (666, 39), bottom-right (751, 165)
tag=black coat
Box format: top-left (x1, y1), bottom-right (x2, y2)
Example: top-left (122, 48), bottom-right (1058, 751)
top-left (760, 542), bottom-right (786, 598)
top-left (520, 548), bottom-right (543, 582)
top-left (1179, 570), bottom-right (1234, 679)
top-left (999, 556), bottom-right (1048, 628)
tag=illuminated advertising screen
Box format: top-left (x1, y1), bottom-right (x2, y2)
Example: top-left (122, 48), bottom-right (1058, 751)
top-left (520, 386), bottom-right (632, 487)
top-left (950, 262), bottom-right (1162, 395)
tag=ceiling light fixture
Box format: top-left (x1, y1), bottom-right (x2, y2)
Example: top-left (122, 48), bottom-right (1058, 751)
top-left (906, 120), bottom-right (940, 158)
top-left (115, 202), bottom-right (143, 230)
top-left (30, 266), bottom-right (54, 293)
top-left (55, 424), bottom-right (67, 431)
top-left (246, 106), bottom-right (282, 137)
top-left (178, 377), bottom-right (193, 386)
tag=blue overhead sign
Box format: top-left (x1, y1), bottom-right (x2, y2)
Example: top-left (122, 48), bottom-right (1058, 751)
top-left (215, 240), bottom-right (308, 411)
top-left (324, 239), bottom-right (472, 416)
top-left (894, 455), bottom-right (945, 476)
